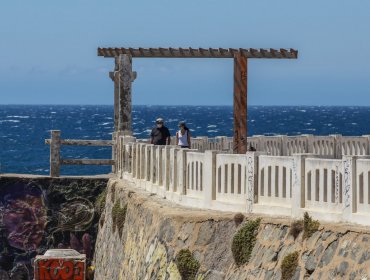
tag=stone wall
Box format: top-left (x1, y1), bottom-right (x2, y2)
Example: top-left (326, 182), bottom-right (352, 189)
top-left (0, 175), bottom-right (108, 280)
top-left (94, 178), bottom-right (370, 280)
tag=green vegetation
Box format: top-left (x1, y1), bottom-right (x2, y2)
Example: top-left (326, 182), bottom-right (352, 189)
top-left (175, 249), bottom-right (200, 280)
top-left (233, 213), bottom-right (245, 226)
top-left (95, 188), bottom-right (107, 215)
top-left (111, 201), bottom-right (127, 237)
top-left (231, 218), bottom-right (261, 266)
top-left (289, 220), bottom-right (304, 240)
top-left (303, 212), bottom-right (320, 239)
top-left (281, 251), bottom-right (299, 280)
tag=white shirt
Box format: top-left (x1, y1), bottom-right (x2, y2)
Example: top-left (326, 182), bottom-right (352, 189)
top-left (177, 130), bottom-right (189, 146)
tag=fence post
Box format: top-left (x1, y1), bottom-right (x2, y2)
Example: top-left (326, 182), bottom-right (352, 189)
top-left (281, 135), bottom-right (288, 156)
top-left (291, 153), bottom-right (315, 218)
top-left (304, 134), bottom-right (314, 154)
top-left (246, 152), bottom-right (258, 213)
top-left (169, 147), bottom-right (180, 192)
top-left (177, 149), bottom-right (188, 195)
top-left (50, 130), bottom-right (61, 177)
top-left (203, 150), bottom-right (218, 204)
top-left (121, 136), bottom-right (135, 176)
top-left (162, 146), bottom-right (173, 191)
top-left (342, 156), bottom-right (356, 222)
top-left (331, 134), bottom-right (342, 159)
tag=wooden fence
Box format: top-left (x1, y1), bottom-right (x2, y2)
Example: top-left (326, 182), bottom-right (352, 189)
top-left (45, 130), bottom-right (114, 177)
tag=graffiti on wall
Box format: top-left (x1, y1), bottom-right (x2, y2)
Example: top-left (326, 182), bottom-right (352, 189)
top-left (0, 177), bottom-right (106, 280)
top-left (34, 258), bottom-right (85, 280)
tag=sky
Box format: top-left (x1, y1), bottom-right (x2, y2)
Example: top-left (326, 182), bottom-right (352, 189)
top-left (0, 0), bottom-right (370, 106)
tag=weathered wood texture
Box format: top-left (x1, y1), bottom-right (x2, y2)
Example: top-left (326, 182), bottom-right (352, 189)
top-left (50, 130), bottom-right (61, 177)
top-left (60, 159), bottom-right (115, 165)
top-left (46, 130), bottom-right (115, 177)
top-left (117, 54), bottom-right (136, 135)
top-left (113, 56), bottom-right (120, 131)
top-left (233, 53), bottom-right (248, 154)
top-left (98, 47), bottom-right (298, 59)
top-left (45, 139), bottom-right (114, 146)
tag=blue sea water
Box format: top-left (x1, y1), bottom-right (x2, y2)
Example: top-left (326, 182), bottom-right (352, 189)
top-left (1, 105), bottom-right (370, 176)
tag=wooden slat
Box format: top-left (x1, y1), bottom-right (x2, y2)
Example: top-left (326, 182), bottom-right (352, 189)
top-left (98, 47), bottom-right (298, 59)
top-left (45, 139), bottom-right (114, 146)
top-left (60, 159), bottom-right (115, 165)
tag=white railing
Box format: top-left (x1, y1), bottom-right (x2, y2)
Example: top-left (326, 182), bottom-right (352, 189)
top-left (136, 134), bottom-right (370, 158)
top-left (256, 156), bottom-right (293, 216)
top-left (186, 152), bottom-right (205, 198)
top-left (304, 158), bottom-right (343, 218)
top-left (216, 154), bottom-right (248, 205)
top-left (115, 135), bottom-right (370, 226)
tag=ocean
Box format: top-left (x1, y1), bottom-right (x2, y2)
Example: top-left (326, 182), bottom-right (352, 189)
top-left (1, 105), bottom-right (370, 176)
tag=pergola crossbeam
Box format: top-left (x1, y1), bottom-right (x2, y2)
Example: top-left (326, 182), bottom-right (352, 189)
top-left (98, 47), bottom-right (298, 59)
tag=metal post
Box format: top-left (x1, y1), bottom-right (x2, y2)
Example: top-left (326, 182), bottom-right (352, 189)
top-left (50, 130), bottom-right (61, 177)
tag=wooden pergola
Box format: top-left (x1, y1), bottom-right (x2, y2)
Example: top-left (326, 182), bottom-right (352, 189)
top-left (98, 47), bottom-right (298, 153)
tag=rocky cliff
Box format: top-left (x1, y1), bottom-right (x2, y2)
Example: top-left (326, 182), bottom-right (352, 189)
top-left (94, 178), bottom-right (370, 280)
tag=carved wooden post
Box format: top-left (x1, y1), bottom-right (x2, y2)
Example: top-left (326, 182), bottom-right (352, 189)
top-left (109, 57), bottom-right (119, 132)
top-left (50, 130), bottom-right (61, 177)
top-left (117, 54), bottom-right (137, 135)
top-left (233, 52), bottom-right (248, 154)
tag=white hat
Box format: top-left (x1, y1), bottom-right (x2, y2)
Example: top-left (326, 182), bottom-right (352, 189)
top-left (156, 118), bottom-right (164, 123)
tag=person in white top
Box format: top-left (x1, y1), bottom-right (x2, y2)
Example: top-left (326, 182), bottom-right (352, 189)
top-left (176, 121), bottom-right (191, 148)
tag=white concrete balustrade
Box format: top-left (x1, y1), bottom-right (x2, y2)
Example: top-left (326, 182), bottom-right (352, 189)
top-left (115, 135), bottom-right (370, 226)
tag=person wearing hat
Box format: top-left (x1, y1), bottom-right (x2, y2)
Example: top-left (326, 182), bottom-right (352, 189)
top-left (176, 121), bottom-right (191, 148)
top-left (150, 118), bottom-right (171, 145)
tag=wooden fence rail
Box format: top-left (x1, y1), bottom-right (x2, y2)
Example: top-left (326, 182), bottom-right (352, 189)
top-left (45, 130), bottom-right (114, 177)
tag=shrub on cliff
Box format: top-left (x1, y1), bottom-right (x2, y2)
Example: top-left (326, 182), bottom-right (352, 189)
top-left (175, 249), bottom-right (200, 280)
top-left (95, 188), bottom-right (107, 215)
top-left (231, 218), bottom-right (261, 266)
top-left (303, 212), bottom-right (319, 239)
top-left (111, 201), bottom-right (127, 237)
top-left (233, 213), bottom-right (245, 226)
top-left (289, 220), bottom-right (303, 240)
top-left (281, 251), bottom-right (299, 280)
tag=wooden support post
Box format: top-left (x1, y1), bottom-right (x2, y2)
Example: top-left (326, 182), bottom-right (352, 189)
top-left (233, 52), bottom-right (248, 154)
top-left (110, 57), bottom-right (120, 132)
top-left (117, 54), bottom-right (137, 135)
top-left (50, 130), bottom-right (61, 177)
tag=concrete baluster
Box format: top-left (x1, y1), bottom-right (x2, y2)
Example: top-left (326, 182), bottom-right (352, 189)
top-left (121, 136), bottom-right (136, 175)
top-left (156, 146), bottom-right (163, 186)
top-left (144, 144), bottom-right (153, 182)
top-left (169, 147), bottom-right (180, 192)
top-left (330, 134), bottom-right (342, 159)
top-left (150, 145), bottom-right (157, 185)
top-left (140, 144), bottom-right (146, 180)
top-left (246, 151), bottom-right (259, 213)
top-left (304, 134), bottom-right (314, 154)
top-left (176, 149), bottom-right (188, 195)
top-left (342, 156), bottom-right (357, 222)
top-left (131, 143), bottom-right (137, 178)
top-left (162, 146), bottom-right (172, 191)
top-left (203, 151), bottom-right (218, 205)
top-left (281, 135), bottom-right (288, 156)
top-left (291, 154), bottom-right (314, 218)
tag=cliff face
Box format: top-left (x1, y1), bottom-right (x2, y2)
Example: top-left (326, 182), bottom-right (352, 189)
top-left (94, 178), bottom-right (370, 280)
